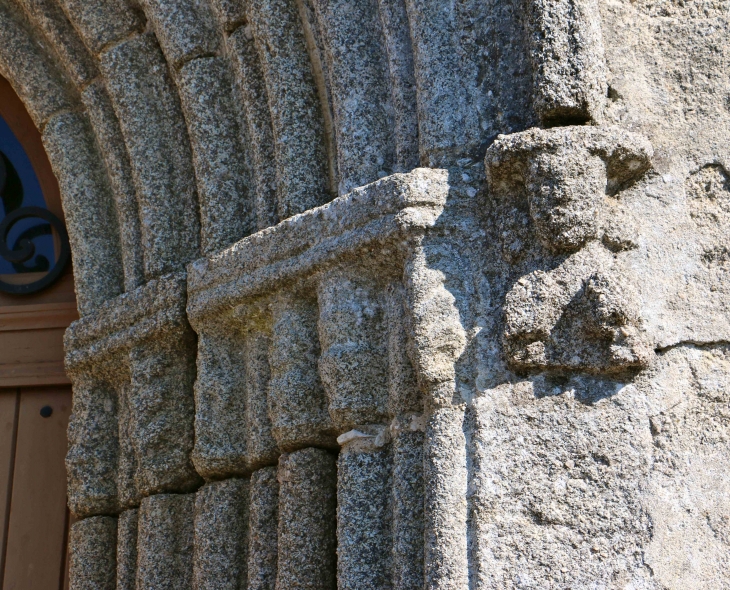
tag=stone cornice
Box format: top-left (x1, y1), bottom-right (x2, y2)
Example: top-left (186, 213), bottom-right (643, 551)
top-left (64, 272), bottom-right (188, 373)
top-left (186, 168), bottom-right (450, 324)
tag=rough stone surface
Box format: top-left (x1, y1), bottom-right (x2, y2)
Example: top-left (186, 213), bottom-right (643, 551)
top-left (137, 493), bottom-right (195, 590)
top-left (100, 32), bottom-right (200, 279)
top-left (376, 0), bottom-right (419, 172)
top-left (522, 0), bottom-right (608, 125)
top-left (227, 25), bottom-right (279, 230)
top-left (192, 326), bottom-right (250, 479)
top-left (81, 79), bottom-right (145, 291)
top-left (42, 112), bottom-right (125, 314)
top-left (244, 330), bottom-right (280, 469)
top-left (66, 375), bottom-right (119, 517)
top-left (424, 407), bottom-right (468, 590)
top-left (277, 448), bottom-right (337, 589)
top-left (178, 56), bottom-right (253, 254)
top-left (116, 509), bottom-right (138, 590)
top-left (391, 430), bottom-right (425, 589)
top-left (269, 293), bottom-right (337, 450)
top-left (0, 0), bottom-right (75, 127)
top-left (248, 467), bottom-right (279, 590)
top-left (16, 0), bottom-right (98, 87)
top-left (116, 380), bottom-right (140, 509)
top-left (336, 438), bottom-right (392, 590)
top-left (247, 0), bottom-right (332, 218)
top-left (311, 0), bottom-right (395, 195)
top-left (57, 0), bottom-right (144, 56)
top-left (2, 0), bottom-right (729, 586)
top-left (141, 0), bottom-right (220, 69)
top-left (193, 478), bottom-right (250, 589)
top-left (317, 268), bottom-right (389, 431)
top-left (69, 516), bottom-right (118, 590)
top-left (129, 327), bottom-right (200, 496)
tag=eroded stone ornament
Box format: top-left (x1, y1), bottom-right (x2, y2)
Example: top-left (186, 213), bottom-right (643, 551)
top-left (486, 125), bottom-right (655, 375)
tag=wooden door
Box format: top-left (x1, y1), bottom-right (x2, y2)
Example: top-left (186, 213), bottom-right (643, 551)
top-left (0, 387), bottom-right (72, 590)
top-left (0, 74), bottom-right (77, 590)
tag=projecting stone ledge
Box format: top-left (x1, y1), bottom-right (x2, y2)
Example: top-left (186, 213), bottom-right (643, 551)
top-left (186, 167), bottom-right (452, 320)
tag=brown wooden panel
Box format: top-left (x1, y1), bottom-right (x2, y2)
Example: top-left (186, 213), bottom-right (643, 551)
top-left (0, 328), bottom-right (70, 388)
top-left (0, 303), bottom-right (78, 332)
top-left (0, 328), bottom-right (65, 364)
top-left (0, 364), bottom-right (69, 389)
top-left (2, 388), bottom-right (71, 590)
top-left (0, 391), bottom-right (18, 580)
top-left (0, 272), bottom-right (76, 310)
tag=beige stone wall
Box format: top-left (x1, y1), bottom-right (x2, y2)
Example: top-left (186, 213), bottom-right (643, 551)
top-left (0, 0), bottom-right (728, 587)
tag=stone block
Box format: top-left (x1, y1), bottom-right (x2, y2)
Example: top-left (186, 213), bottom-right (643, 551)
top-left (192, 329), bottom-right (249, 479)
top-left (116, 509), bottom-right (138, 590)
top-left (245, 331), bottom-right (280, 468)
top-left (317, 269), bottom-right (389, 431)
top-left (193, 479), bottom-right (250, 589)
top-left (100, 32), bottom-right (200, 279)
top-left (276, 448), bottom-right (337, 589)
top-left (391, 430), bottom-right (425, 589)
top-left (521, 0), bottom-right (607, 124)
top-left (142, 0), bottom-right (221, 68)
top-left (117, 381), bottom-right (140, 509)
top-left (269, 293), bottom-right (336, 450)
top-left (137, 494), bottom-right (195, 590)
top-left (248, 467), bottom-right (279, 590)
top-left (57, 0), bottom-right (144, 56)
top-left (69, 516), bottom-right (117, 590)
top-left (16, 0), bottom-right (98, 87)
top-left (424, 407), bottom-right (468, 590)
top-left (129, 331), bottom-right (201, 496)
top-left (336, 435), bottom-right (392, 589)
top-left (385, 282), bottom-right (422, 418)
top-left (66, 375), bottom-right (119, 517)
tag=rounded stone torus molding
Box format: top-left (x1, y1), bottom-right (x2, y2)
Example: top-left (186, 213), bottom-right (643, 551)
top-left (1, 0), bottom-right (729, 587)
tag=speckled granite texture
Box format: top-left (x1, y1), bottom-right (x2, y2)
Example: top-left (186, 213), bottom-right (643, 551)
top-left (2, 0), bottom-right (729, 587)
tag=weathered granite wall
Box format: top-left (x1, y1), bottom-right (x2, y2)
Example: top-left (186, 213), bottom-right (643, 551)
top-left (1, 0), bottom-right (728, 587)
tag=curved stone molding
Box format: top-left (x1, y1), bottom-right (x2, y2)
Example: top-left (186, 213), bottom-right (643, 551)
top-left (57, 0), bottom-right (145, 56)
top-left (99, 32), bottom-right (201, 279)
top-left (311, 0), bottom-right (396, 195)
top-left (247, 0), bottom-right (332, 219)
top-left (2, 0), bottom-right (727, 586)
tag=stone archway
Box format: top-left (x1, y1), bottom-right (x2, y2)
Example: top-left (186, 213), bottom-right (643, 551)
top-left (0, 0), bottom-right (729, 588)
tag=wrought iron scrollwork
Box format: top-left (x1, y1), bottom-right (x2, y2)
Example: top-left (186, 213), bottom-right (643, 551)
top-left (0, 151), bottom-right (70, 294)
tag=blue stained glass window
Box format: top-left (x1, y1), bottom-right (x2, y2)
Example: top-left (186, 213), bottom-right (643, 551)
top-left (0, 114), bottom-right (57, 276)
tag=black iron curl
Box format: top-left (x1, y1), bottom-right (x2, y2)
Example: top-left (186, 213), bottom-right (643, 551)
top-left (0, 206), bottom-right (70, 294)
